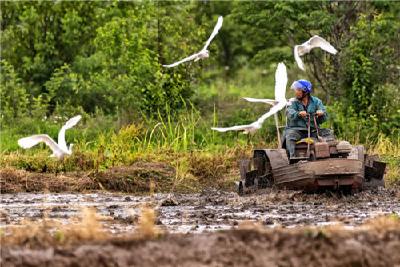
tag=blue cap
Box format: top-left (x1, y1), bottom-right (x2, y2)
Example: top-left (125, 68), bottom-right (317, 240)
top-left (290, 79), bottom-right (312, 94)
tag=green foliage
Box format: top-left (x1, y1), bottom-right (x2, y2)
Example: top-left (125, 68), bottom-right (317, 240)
top-left (1, 1), bottom-right (399, 167)
top-left (0, 60), bottom-right (29, 123)
top-left (1, 1), bottom-right (197, 119)
top-left (340, 12), bottom-right (400, 135)
top-left (231, 1), bottom-right (399, 139)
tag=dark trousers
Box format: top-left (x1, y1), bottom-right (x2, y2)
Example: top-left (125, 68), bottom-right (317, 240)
top-left (285, 129), bottom-right (317, 158)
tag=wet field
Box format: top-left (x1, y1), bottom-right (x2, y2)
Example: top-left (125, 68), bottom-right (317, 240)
top-left (2, 188), bottom-right (400, 267)
top-left (2, 188), bottom-right (399, 234)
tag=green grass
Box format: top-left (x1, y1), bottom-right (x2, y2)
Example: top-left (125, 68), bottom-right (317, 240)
top-left (1, 66), bottom-right (399, 187)
top-left (1, 109), bottom-right (398, 187)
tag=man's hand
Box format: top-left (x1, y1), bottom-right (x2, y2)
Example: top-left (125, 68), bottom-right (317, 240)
top-left (316, 110), bottom-right (324, 117)
top-left (299, 111), bottom-right (307, 118)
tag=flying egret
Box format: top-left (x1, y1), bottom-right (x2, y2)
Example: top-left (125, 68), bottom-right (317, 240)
top-left (242, 97), bottom-right (277, 106)
top-left (18, 115), bottom-right (82, 160)
top-left (163, 16), bottom-right (223, 68)
top-left (212, 101), bottom-right (287, 134)
top-left (294, 35), bottom-right (337, 71)
top-left (212, 63), bottom-right (288, 137)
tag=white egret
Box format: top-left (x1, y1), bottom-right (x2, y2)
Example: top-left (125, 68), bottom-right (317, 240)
top-left (18, 115), bottom-right (82, 160)
top-left (294, 35), bottom-right (337, 71)
top-left (163, 16), bottom-right (223, 68)
top-left (212, 63), bottom-right (288, 136)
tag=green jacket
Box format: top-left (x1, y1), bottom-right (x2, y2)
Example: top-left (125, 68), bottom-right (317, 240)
top-left (286, 95), bottom-right (328, 130)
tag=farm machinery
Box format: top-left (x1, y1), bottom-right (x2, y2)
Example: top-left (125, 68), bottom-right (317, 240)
top-left (237, 115), bottom-right (386, 194)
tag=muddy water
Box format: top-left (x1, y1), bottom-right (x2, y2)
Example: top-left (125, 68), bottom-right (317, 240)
top-left (1, 189), bottom-right (399, 234)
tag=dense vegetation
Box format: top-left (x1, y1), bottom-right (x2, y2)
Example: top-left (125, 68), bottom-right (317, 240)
top-left (1, 1), bottom-right (399, 185)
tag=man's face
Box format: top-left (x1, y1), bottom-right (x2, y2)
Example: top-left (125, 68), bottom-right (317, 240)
top-left (294, 89), bottom-right (304, 100)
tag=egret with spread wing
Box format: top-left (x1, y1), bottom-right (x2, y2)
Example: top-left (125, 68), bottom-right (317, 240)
top-left (18, 115), bottom-right (82, 160)
top-left (242, 97), bottom-right (276, 106)
top-left (294, 35), bottom-right (337, 71)
top-left (242, 61), bottom-right (288, 105)
top-left (163, 16), bottom-right (223, 68)
top-left (212, 63), bottom-right (288, 134)
top-left (212, 101), bottom-right (286, 134)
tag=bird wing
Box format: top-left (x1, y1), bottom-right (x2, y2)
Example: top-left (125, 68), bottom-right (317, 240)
top-left (162, 53), bottom-right (199, 68)
top-left (255, 101), bottom-right (287, 125)
top-left (201, 16), bottom-right (223, 51)
top-left (294, 45), bottom-right (306, 71)
top-left (18, 134), bottom-right (62, 154)
top-left (242, 97), bottom-right (276, 105)
top-left (64, 115), bottom-right (82, 129)
top-left (309, 35), bottom-right (337, 54)
top-left (287, 97), bottom-right (296, 105)
top-left (212, 101), bottom-right (286, 134)
top-left (58, 115), bottom-right (82, 151)
top-left (211, 124), bottom-right (255, 133)
top-left (274, 62), bottom-right (288, 103)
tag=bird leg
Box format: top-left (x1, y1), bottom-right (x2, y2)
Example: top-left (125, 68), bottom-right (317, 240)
top-left (246, 133), bottom-right (252, 146)
top-left (54, 160), bottom-right (60, 176)
top-left (61, 157), bottom-right (67, 174)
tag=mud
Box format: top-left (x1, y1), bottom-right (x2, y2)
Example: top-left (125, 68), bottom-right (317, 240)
top-left (2, 225), bottom-right (400, 267)
top-left (0, 162), bottom-right (178, 194)
top-left (2, 188), bottom-right (400, 234)
top-left (2, 161), bottom-right (400, 267)
top-left (1, 188), bottom-right (400, 266)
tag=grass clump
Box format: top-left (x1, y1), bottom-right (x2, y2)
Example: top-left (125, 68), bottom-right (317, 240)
top-left (368, 135), bottom-right (400, 185)
top-left (135, 207), bottom-right (161, 239)
top-left (2, 208), bottom-right (109, 247)
top-left (1, 206), bottom-right (164, 247)
top-left (64, 207), bottom-right (109, 242)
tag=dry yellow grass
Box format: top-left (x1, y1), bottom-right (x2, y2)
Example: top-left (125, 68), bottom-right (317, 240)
top-left (0, 143), bottom-right (253, 193)
top-left (369, 135), bottom-right (400, 156)
top-left (386, 165), bottom-right (400, 185)
top-left (63, 207), bottom-right (109, 242)
top-left (135, 206), bottom-right (161, 239)
top-left (2, 218), bottom-right (62, 247)
top-left (237, 220), bottom-right (265, 231)
top-left (361, 213), bottom-right (400, 232)
top-left (1, 207), bottom-right (109, 246)
top-left (368, 135), bottom-right (400, 185)
top-left (2, 209), bottom-right (399, 249)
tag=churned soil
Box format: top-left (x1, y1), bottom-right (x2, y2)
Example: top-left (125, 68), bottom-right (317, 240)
top-left (2, 221), bottom-right (400, 267)
top-left (2, 162), bottom-right (399, 266)
top-left (0, 162), bottom-right (176, 194)
top-left (2, 188), bottom-right (400, 234)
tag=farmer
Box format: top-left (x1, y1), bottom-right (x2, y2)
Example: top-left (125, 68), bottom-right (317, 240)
top-left (284, 79), bottom-right (328, 159)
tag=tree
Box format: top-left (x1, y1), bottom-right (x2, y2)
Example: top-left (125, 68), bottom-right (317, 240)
top-left (0, 60), bottom-right (29, 123)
